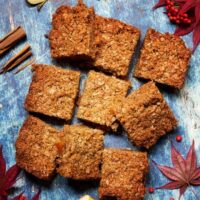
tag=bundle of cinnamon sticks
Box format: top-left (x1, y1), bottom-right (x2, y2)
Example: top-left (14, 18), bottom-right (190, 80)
top-left (0, 26), bottom-right (34, 74)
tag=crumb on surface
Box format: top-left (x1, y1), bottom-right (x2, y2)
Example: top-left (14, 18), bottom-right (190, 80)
top-left (134, 28), bottom-right (191, 89)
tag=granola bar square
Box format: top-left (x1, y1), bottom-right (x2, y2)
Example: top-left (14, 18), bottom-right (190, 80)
top-left (134, 28), bottom-right (191, 89)
top-left (57, 124), bottom-right (104, 180)
top-left (49, 1), bottom-right (96, 61)
top-left (15, 116), bottom-right (61, 180)
top-left (77, 70), bottom-right (130, 131)
top-left (93, 16), bottom-right (141, 77)
top-left (25, 64), bottom-right (80, 121)
top-left (99, 148), bottom-right (148, 200)
top-left (117, 81), bottom-right (177, 149)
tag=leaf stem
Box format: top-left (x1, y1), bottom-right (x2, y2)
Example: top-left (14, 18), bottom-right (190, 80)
top-left (190, 186), bottom-right (200, 200)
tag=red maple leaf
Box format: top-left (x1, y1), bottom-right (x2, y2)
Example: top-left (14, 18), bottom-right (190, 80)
top-left (11, 192), bottom-right (26, 200)
top-left (11, 190), bottom-right (41, 200)
top-left (153, 141), bottom-right (200, 200)
top-left (31, 189), bottom-right (41, 200)
top-left (153, 0), bottom-right (166, 10)
top-left (0, 146), bottom-right (21, 200)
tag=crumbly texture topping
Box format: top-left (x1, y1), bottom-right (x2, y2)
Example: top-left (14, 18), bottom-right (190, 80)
top-left (57, 124), bottom-right (104, 180)
top-left (15, 116), bottom-right (61, 180)
top-left (49, 1), bottom-right (96, 61)
top-left (93, 16), bottom-right (141, 77)
top-left (77, 71), bottom-right (131, 131)
top-left (117, 82), bottom-right (177, 149)
top-left (134, 28), bottom-right (191, 89)
top-left (25, 64), bottom-right (80, 121)
top-left (99, 148), bottom-right (148, 200)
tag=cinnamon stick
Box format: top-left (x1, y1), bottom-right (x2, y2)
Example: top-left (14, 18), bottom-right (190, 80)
top-left (0, 44), bottom-right (32, 74)
top-left (0, 26), bottom-right (26, 56)
top-left (14, 58), bottom-right (35, 74)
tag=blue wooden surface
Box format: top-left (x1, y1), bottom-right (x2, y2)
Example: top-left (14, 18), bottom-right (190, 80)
top-left (0, 0), bottom-right (200, 199)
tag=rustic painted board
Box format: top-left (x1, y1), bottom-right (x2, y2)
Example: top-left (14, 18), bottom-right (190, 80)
top-left (0, 0), bottom-right (200, 199)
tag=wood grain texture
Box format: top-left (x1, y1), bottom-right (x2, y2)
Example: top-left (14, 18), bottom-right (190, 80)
top-left (0, 0), bottom-right (200, 199)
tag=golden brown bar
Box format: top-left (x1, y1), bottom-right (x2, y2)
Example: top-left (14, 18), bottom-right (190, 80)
top-left (25, 64), bottom-right (80, 121)
top-left (134, 28), bottom-right (191, 89)
top-left (117, 81), bottom-right (177, 149)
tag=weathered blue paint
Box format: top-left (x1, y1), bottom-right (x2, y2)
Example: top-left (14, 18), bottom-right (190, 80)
top-left (0, 0), bottom-right (200, 199)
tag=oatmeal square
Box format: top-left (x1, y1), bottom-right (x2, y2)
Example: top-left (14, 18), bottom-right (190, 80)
top-left (57, 124), bottom-right (104, 180)
top-left (77, 70), bottom-right (130, 131)
top-left (134, 28), bottom-right (191, 89)
top-left (25, 64), bottom-right (80, 121)
top-left (117, 81), bottom-right (177, 148)
top-left (16, 116), bottom-right (61, 180)
top-left (49, 1), bottom-right (96, 61)
top-left (99, 148), bottom-right (148, 200)
top-left (93, 16), bottom-right (141, 77)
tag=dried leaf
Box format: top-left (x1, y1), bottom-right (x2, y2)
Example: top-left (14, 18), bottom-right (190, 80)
top-left (154, 140), bottom-right (200, 199)
top-left (153, 0), bottom-right (166, 10)
top-left (79, 195), bottom-right (94, 200)
top-left (27, 0), bottom-right (45, 5)
top-left (37, 0), bottom-right (47, 11)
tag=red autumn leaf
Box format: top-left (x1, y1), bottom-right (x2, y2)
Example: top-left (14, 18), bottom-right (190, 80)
top-left (175, 0), bottom-right (187, 3)
top-left (153, 162), bottom-right (185, 182)
top-left (153, 0), bottom-right (166, 10)
top-left (179, 185), bottom-right (187, 199)
top-left (32, 189), bottom-right (41, 200)
top-left (192, 168), bottom-right (200, 180)
top-left (179, 0), bottom-right (197, 15)
top-left (0, 146), bottom-right (6, 178)
top-left (193, 22), bottom-right (200, 52)
top-left (11, 192), bottom-right (27, 200)
top-left (191, 179), bottom-right (200, 185)
top-left (195, 4), bottom-right (200, 21)
top-left (158, 181), bottom-right (185, 189)
top-left (153, 140), bottom-right (200, 200)
top-left (175, 24), bottom-right (195, 36)
top-left (4, 165), bottom-right (21, 190)
top-left (0, 146), bottom-right (21, 199)
top-left (11, 190), bottom-right (41, 200)
top-left (171, 143), bottom-right (186, 177)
